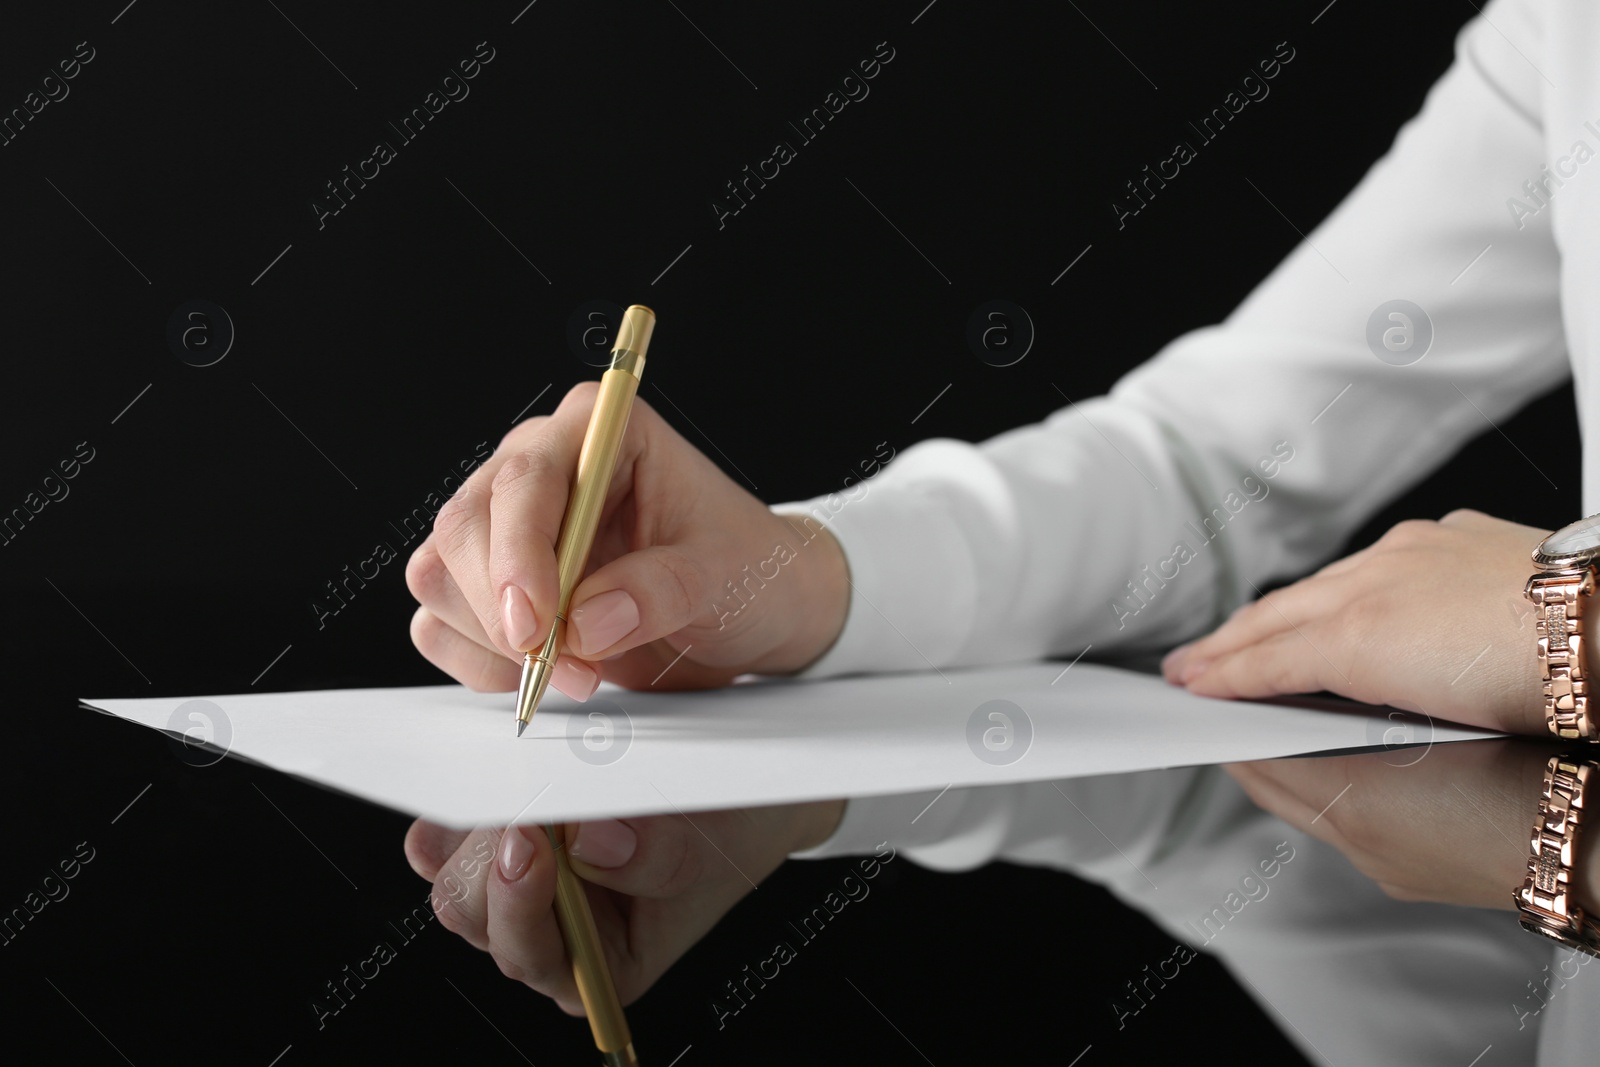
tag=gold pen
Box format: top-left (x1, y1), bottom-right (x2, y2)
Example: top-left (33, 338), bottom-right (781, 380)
top-left (516, 303), bottom-right (652, 1067)
top-left (515, 303), bottom-right (655, 734)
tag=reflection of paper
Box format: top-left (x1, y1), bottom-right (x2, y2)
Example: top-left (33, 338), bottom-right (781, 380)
top-left (82, 663), bottom-right (1496, 829)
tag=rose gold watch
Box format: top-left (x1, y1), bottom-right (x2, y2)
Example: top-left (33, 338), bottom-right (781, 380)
top-left (1526, 515), bottom-right (1600, 742)
top-left (1515, 753), bottom-right (1600, 959)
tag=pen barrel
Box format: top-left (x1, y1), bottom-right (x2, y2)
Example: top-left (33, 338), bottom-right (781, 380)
top-left (545, 823), bottom-right (634, 1054)
top-left (553, 366), bottom-right (641, 616)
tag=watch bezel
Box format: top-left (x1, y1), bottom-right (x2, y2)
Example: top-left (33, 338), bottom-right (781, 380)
top-left (1534, 514), bottom-right (1600, 571)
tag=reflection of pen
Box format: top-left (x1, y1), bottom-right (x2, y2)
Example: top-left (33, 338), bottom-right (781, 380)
top-left (545, 821), bottom-right (637, 1066)
top-left (514, 304), bottom-right (651, 1067)
top-left (515, 303), bottom-right (655, 734)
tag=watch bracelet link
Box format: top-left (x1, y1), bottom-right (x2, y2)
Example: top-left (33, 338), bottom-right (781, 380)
top-left (1527, 573), bottom-right (1598, 742)
top-left (1516, 754), bottom-right (1600, 959)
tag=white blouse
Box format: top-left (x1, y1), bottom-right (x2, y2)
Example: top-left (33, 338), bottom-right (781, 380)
top-left (783, 0), bottom-right (1600, 1061)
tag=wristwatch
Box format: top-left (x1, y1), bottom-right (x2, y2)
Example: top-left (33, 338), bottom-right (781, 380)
top-left (1526, 515), bottom-right (1600, 742)
top-left (1515, 753), bottom-right (1600, 959)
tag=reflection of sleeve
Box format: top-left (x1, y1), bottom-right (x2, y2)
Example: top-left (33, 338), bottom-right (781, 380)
top-left (775, 0), bottom-right (1563, 680)
top-left (793, 769), bottom-right (1555, 1066)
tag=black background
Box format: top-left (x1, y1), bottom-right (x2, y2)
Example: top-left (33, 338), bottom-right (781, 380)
top-left (0, 2), bottom-right (1579, 1064)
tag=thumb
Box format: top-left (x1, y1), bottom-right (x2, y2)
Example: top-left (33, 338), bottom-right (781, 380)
top-left (566, 545), bottom-right (722, 660)
top-left (565, 816), bottom-right (707, 899)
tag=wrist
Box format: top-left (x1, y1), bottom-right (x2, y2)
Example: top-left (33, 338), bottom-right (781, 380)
top-left (750, 516), bottom-right (850, 675)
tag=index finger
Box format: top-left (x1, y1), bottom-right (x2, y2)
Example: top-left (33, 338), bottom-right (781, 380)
top-left (429, 410), bottom-right (577, 659)
top-left (488, 383), bottom-right (652, 654)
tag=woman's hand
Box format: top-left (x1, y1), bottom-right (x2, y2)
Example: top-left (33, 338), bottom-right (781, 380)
top-left (1223, 739), bottom-right (1597, 911)
top-left (1162, 509), bottom-right (1554, 735)
top-left (405, 800), bottom-right (845, 1011)
top-left (405, 384), bottom-right (850, 699)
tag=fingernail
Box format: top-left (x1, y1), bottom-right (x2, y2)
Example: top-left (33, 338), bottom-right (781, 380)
top-left (498, 825), bottom-right (536, 881)
top-left (569, 819), bottom-right (637, 868)
top-left (501, 586), bottom-right (541, 652)
top-left (552, 657), bottom-right (600, 701)
top-left (1161, 644), bottom-right (1192, 679)
top-left (1180, 658), bottom-right (1211, 684)
top-left (570, 589), bottom-right (640, 658)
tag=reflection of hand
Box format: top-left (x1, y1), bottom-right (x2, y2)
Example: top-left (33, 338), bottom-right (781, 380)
top-left (1162, 509), bottom-right (1552, 736)
top-left (1223, 740), bottom-right (1600, 912)
top-left (404, 799), bottom-right (844, 1011)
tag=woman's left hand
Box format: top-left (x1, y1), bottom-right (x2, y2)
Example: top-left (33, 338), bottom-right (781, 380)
top-left (1162, 509), bottom-right (1552, 735)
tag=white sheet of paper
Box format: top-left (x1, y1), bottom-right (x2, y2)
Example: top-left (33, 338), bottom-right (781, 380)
top-left (82, 662), bottom-right (1494, 828)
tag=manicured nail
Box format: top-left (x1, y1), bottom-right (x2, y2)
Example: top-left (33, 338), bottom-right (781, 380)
top-left (1180, 658), bottom-right (1211, 684)
top-left (570, 589), bottom-right (641, 658)
top-left (570, 819), bottom-right (637, 869)
top-left (498, 826), bottom-right (536, 881)
top-left (501, 586), bottom-right (541, 652)
top-left (552, 657), bottom-right (600, 701)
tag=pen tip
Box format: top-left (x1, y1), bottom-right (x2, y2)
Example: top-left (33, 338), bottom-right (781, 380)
top-left (516, 719), bottom-right (527, 738)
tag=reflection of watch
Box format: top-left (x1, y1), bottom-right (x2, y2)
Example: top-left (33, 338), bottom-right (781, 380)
top-left (1515, 754), bottom-right (1600, 959)
top-left (1526, 516), bottom-right (1600, 741)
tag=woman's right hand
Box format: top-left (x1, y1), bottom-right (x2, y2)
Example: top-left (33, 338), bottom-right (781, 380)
top-left (405, 383), bottom-right (851, 698)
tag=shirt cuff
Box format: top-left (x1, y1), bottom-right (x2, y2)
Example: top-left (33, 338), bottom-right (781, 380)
top-left (771, 473), bottom-right (977, 678)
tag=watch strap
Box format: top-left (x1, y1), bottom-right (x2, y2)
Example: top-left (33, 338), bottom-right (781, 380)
top-left (1527, 571), bottom-right (1598, 741)
top-left (1516, 753), bottom-right (1600, 958)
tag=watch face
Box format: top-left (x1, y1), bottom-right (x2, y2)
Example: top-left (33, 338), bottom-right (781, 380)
top-left (1536, 513), bottom-right (1600, 569)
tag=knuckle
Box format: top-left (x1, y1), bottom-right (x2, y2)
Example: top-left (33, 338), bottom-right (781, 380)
top-left (1223, 648), bottom-right (1266, 693)
top-left (491, 950), bottom-right (529, 984)
top-left (559, 380), bottom-right (601, 410)
top-left (1378, 518), bottom-right (1436, 547)
top-left (1267, 647), bottom-right (1303, 692)
top-left (431, 887), bottom-right (473, 939)
top-left (1210, 653), bottom-right (1254, 694)
top-left (457, 831), bottom-right (499, 879)
top-left (405, 541), bottom-right (448, 605)
top-left (490, 449), bottom-right (539, 496)
top-left (432, 483), bottom-right (485, 547)
top-left (409, 606), bottom-right (442, 654)
top-left (1439, 507), bottom-right (1484, 526)
top-left (656, 549), bottom-right (705, 617)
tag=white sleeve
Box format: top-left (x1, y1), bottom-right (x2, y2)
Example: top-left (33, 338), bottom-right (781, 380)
top-left (785, 6), bottom-right (1573, 1061)
top-left (778, 0), bottom-right (1564, 680)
